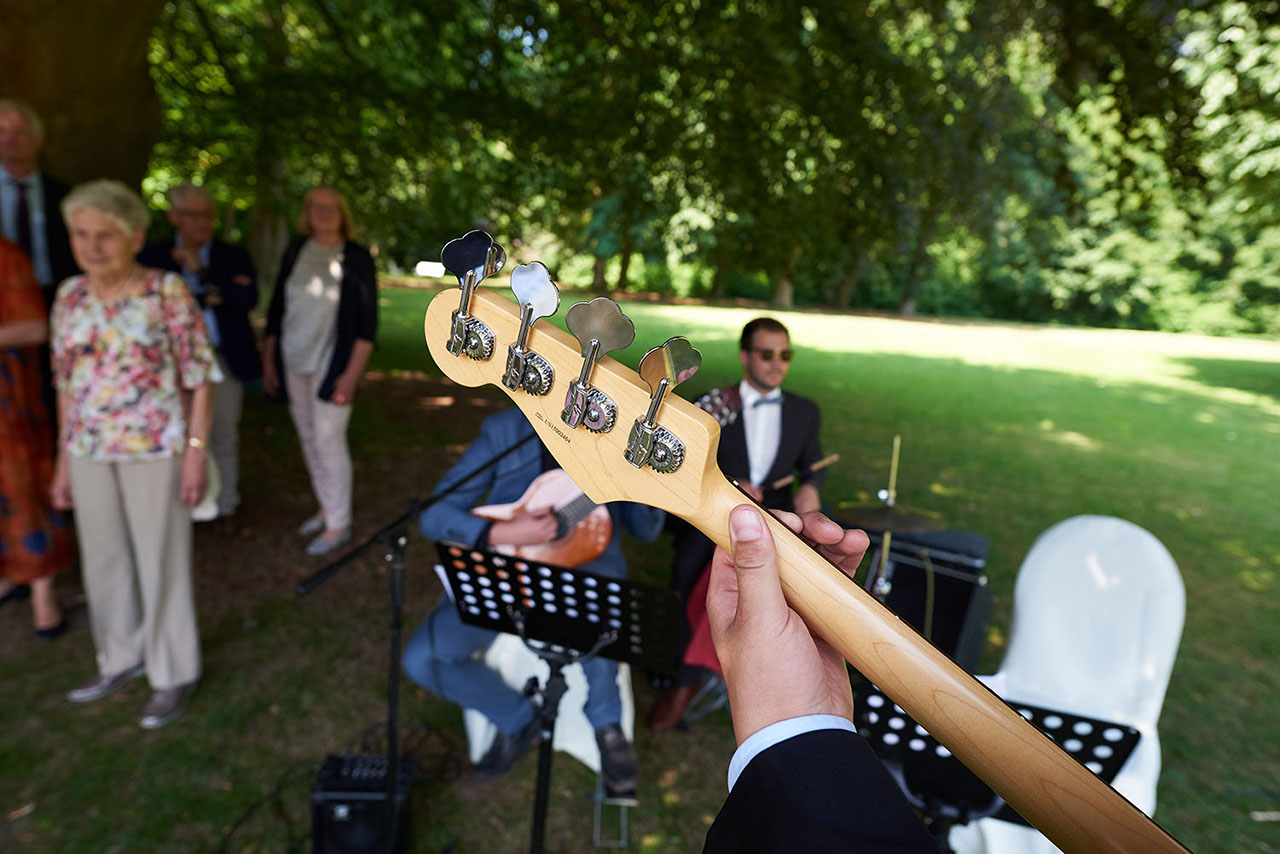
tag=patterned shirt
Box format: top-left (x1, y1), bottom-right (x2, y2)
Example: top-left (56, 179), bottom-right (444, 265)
top-left (51, 269), bottom-right (221, 462)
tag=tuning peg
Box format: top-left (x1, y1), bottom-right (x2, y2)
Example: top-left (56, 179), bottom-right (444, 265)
top-left (624, 337), bottom-right (701, 473)
top-left (502, 262), bottom-right (560, 395)
top-left (561, 298), bottom-right (635, 433)
top-left (441, 230), bottom-right (506, 360)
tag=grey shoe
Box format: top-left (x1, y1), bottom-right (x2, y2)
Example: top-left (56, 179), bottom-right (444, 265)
top-left (66, 664), bottom-right (145, 703)
top-left (595, 724), bottom-right (638, 793)
top-left (306, 528), bottom-right (350, 556)
top-left (139, 683), bottom-right (195, 729)
top-left (297, 513), bottom-right (326, 537)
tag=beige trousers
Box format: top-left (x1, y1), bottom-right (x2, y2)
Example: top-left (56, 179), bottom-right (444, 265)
top-left (210, 355), bottom-right (244, 517)
top-left (286, 368), bottom-right (353, 531)
top-left (67, 455), bottom-right (201, 689)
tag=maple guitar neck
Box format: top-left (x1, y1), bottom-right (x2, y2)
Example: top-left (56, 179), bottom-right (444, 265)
top-left (424, 284), bottom-right (1189, 854)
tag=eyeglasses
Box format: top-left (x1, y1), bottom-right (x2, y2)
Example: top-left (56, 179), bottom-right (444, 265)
top-left (750, 348), bottom-right (793, 362)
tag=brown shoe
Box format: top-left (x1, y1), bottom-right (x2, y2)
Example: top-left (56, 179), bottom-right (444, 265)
top-left (647, 682), bottom-right (702, 732)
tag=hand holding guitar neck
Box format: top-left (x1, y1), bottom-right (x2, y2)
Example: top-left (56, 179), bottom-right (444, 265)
top-left (422, 230), bottom-right (1189, 854)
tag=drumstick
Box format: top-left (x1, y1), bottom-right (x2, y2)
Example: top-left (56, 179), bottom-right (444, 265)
top-left (770, 453), bottom-right (840, 490)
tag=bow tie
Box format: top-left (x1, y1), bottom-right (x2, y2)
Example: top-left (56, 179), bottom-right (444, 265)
top-left (752, 396), bottom-right (782, 408)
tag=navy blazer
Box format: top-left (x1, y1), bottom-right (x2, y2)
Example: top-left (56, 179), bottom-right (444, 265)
top-left (265, 238), bottom-right (378, 403)
top-left (420, 408), bottom-right (665, 580)
top-left (138, 237), bottom-right (262, 382)
top-left (704, 729), bottom-right (944, 853)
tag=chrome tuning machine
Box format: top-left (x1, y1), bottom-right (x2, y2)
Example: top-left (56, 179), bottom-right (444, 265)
top-left (441, 230), bottom-right (505, 360)
top-left (502, 262), bottom-right (560, 395)
top-left (625, 337), bottom-right (701, 473)
top-left (561, 298), bottom-right (635, 433)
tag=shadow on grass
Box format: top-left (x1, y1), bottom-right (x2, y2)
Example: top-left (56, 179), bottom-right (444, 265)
top-left (1176, 356), bottom-right (1280, 403)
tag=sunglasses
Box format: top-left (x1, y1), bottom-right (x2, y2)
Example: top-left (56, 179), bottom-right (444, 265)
top-left (750, 348), bottom-right (793, 362)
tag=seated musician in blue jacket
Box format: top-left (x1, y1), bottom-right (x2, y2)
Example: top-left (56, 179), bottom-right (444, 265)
top-left (702, 504), bottom-right (942, 853)
top-left (403, 407), bottom-right (665, 791)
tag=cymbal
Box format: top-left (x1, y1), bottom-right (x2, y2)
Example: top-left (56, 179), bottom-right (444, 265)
top-left (832, 504), bottom-right (944, 534)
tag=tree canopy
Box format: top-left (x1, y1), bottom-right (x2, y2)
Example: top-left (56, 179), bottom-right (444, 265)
top-left (140, 0), bottom-right (1280, 335)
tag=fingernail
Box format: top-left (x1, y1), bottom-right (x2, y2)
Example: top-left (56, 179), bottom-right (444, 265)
top-left (729, 505), bottom-right (764, 542)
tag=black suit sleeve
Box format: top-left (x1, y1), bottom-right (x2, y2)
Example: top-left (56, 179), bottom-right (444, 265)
top-left (703, 730), bottom-right (944, 854)
top-left (204, 243), bottom-right (258, 312)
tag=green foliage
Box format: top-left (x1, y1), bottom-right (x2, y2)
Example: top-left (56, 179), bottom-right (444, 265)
top-left (143, 0), bottom-right (1280, 335)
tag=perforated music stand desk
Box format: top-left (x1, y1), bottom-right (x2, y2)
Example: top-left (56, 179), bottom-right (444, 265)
top-left (852, 679), bottom-right (1142, 837)
top-left (436, 542), bottom-right (680, 673)
top-left (435, 542), bottom-right (680, 854)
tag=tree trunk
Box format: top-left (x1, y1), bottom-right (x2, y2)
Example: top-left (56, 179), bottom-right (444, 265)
top-left (771, 244), bottom-right (801, 309)
top-left (833, 251), bottom-right (868, 308)
top-left (0, 0), bottom-right (165, 186)
top-left (616, 227), bottom-right (635, 292)
top-left (592, 254), bottom-right (608, 292)
top-left (711, 237), bottom-right (729, 299)
top-left (898, 213), bottom-right (936, 316)
top-left (247, 0), bottom-right (290, 287)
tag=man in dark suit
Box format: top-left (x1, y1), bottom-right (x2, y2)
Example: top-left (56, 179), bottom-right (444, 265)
top-left (651, 317), bottom-right (827, 730)
top-left (701, 504), bottom-right (941, 853)
top-left (139, 184), bottom-right (261, 529)
top-left (0, 100), bottom-right (77, 301)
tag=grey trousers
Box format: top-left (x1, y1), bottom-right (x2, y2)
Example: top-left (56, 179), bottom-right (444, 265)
top-left (68, 455), bottom-right (201, 689)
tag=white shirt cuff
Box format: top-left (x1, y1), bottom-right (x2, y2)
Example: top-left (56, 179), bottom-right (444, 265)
top-left (727, 714), bottom-right (857, 792)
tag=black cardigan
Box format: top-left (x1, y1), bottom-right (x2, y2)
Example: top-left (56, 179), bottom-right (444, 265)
top-left (265, 237), bottom-right (378, 403)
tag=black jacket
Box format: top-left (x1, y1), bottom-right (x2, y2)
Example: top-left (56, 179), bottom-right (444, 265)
top-left (138, 237), bottom-right (262, 382)
top-left (38, 174), bottom-right (78, 296)
top-left (265, 238), bottom-right (377, 403)
top-left (704, 729), bottom-right (944, 854)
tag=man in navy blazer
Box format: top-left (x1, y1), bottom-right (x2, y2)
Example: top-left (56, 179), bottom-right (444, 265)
top-left (139, 184), bottom-right (261, 526)
top-left (0, 100), bottom-right (78, 301)
top-left (652, 316), bottom-right (827, 730)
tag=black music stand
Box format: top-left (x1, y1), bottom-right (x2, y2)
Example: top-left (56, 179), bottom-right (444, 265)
top-left (436, 542), bottom-right (680, 854)
top-left (851, 678), bottom-right (1142, 850)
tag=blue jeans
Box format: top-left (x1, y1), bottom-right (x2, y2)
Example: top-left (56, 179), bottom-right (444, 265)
top-left (403, 595), bottom-right (623, 735)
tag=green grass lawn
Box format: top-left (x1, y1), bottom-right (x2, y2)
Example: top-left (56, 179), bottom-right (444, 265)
top-left (2, 284), bottom-right (1276, 853)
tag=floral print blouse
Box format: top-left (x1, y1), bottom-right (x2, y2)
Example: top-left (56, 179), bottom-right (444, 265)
top-left (51, 269), bottom-right (221, 462)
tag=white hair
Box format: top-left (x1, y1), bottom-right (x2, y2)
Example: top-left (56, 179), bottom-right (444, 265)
top-left (62, 179), bottom-right (149, 237)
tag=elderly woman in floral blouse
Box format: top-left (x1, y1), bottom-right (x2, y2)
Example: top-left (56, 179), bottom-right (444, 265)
top-left (49, 180), bottom-right (219, 729)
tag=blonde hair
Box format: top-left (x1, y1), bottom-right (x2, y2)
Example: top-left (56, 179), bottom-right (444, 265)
top-left (296, 186), bottom-right (356, 240)
top-left (62, 179), bottom-right (149, 237)
top-left (0, 99), bottom-right (44, 142)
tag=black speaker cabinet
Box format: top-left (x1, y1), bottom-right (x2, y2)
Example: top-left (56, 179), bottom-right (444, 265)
top-left (311, 754), bottom-right (413, 854)
top-left (863, 530), bottom-right (993, 672)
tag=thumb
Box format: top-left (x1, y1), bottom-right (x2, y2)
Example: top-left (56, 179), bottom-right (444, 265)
top-left (727, 505), bottom-right (786, 628)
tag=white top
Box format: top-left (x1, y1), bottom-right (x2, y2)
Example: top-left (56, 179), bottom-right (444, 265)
top-left (726, 714), bottom-right (858, 791)
top-left (281, 239), bottom-right (342, 374)
top-left (739, 379), bottom-right (783, 487)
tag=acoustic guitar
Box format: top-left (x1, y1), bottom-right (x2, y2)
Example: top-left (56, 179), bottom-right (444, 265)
top-left (471, 468), bottom-right (613, 568)
top-left (425, 231), bottom-right (1190, 854)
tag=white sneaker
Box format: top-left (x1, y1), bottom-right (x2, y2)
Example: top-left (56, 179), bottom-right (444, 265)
top-left (306, 528), bottom-right (351, 556)
top-left (297, 513), bottom-right (325, 537)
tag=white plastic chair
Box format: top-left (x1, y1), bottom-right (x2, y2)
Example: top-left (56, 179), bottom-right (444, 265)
top-left (949, 515), bottom-right (1185, 854)
top-left (463, 632), bottom-right (635, 773)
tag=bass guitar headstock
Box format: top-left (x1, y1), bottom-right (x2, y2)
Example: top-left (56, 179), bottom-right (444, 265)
top-left (424, 231), bottom-right (721, 522)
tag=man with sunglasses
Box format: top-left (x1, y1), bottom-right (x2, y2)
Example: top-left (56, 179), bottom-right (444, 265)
top-left (650, 316), bottom-right (827, 731)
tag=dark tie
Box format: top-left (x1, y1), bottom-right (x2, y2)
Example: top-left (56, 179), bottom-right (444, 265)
top-left (14, 178), bottom-right (33, 260)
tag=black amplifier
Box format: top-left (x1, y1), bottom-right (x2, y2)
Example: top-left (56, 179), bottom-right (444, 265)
top-left (311, 754), bottom-right (414, 854)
